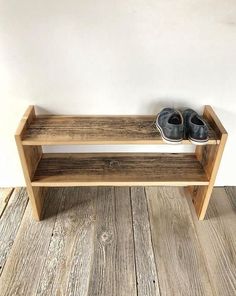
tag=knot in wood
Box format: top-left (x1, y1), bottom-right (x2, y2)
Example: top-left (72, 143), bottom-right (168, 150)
top-left (99, 230), bottom-right (113, 245)
top-left (108, 160), bottom-right (120, 168)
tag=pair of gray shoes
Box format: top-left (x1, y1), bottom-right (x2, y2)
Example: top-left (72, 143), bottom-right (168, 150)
top-left (156, 108), bottom-right (209, 145)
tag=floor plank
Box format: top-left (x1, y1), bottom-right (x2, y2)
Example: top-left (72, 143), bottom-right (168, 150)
top-left (0, 188), bottom-right (28, 275)
top-left (0, 188), bottom-right (61, 296)
top-left (88, 187), bottom-right (137, 296)
top-left (225, 186), bottom-right (236, 210)
top-left (36, 187), bottom-right (96, 296)
top-left (188, 187), bottom-right (236, 296)
top-left (0, 187), bottom-right (14, 218)
top-left (131, 187), bottom-right (160, 296)
top-left (146, 187), bottom-right (213, 296)
top-left (0, 186), bottom-right (235, 295)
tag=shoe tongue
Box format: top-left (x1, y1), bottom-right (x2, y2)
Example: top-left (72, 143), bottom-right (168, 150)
top-left (169, 113), bottom-right (181, 124)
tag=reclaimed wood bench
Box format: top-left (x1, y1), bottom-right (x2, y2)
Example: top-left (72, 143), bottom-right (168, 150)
top-left (15, 105), bottom-right (227, 221)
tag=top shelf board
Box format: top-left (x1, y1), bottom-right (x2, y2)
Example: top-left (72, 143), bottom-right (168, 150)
top-left (18, 106), bottom-right (222, 145)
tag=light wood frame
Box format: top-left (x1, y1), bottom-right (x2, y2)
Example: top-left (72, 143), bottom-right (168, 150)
top-left (187, 106), bottom-right (228, 220)
top-left (15, 106), bottom-right (45, 220)
top-left (15, 105), bottom-right (227, 221)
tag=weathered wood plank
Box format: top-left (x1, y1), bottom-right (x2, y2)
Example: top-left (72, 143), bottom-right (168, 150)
top-left (88, 187), bottom-right (137, 296)
top-left (188, 187), bottom-right (236, 296)
top-left (0, 188), bottom-right (28, 275)
top-left (36, 187), bottom-right (96, 296)
top-left (225, 186), bottom-right (236, 210)
top-left (21, 115), bottom-right (218, 145)
top-left (131, 187), bottom-right (160, 296)
top-left (0, 187), bottom-right (14, 218)
top-left (146, 187), bottom-right (213, 296)
top-left (32, 153), bottom-right (209, 187)
top-left (1, 186), bottom-right (235, 295)
top-left (0, 188), bottom-right (61, 296)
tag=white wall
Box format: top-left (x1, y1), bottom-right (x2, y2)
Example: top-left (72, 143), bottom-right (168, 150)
top-left (0, 0), bottom-right (236, 186)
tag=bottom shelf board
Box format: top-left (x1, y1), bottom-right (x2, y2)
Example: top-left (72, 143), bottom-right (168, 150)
top-left (31, 153), bottom-right (209, 186)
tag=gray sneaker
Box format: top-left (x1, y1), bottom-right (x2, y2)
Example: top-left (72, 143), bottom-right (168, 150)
top-left (182, 108), bottom-right (209, 145)
top-left (156, 108), bottom-right (184, 144)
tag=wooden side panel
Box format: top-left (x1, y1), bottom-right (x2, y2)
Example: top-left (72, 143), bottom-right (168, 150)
top-left (15, 106), bottom-right (44, 221)
top-left (15, 106), bottom-right (36, 138)
top-left (196, 105), bottom-right (228, 179)
top-left (195, 144), bottom-right (218, 179)
top-left (188, 185), bottom-right (211, 219)
top-left (23, 146), bottom-right (42, 179)
top-left (203, 105), bottom-right (227, 138)
top-left (189, 105), bottom-right (228, 220)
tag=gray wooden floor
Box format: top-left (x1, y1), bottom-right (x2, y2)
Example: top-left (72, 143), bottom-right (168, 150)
top-left (0, 186), bottom-right (235, 296)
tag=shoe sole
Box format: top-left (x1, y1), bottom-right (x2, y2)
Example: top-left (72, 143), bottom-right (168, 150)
top-left (155, 118), bottom-right (183, 145)
top-left (189, 137), bottom-right (209, 145)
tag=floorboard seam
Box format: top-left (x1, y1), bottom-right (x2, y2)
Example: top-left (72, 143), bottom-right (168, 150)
top-left (0, 188), bottom-right (15, 219)
top-left (129, 187), bottom-right (139, 296)
top-left (144, 187), bottom-right (162, 296)
top-left (87, 187), bottom-right (98, 295)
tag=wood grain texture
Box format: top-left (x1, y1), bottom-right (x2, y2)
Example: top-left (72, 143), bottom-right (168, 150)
top-left (191, 131), bottom-right (227, 220)
top-left (225, 186), bottom-right (236, 210)
top-left (15, 105), bottom-right (45, 221)
top-left (0, 189), bottom-right (61, 296)
top-left (189, 105), bottom-right (228, 220)
top-left (36, 187), bottom-right (96, 296)
top-left (16, 105), bottom-right (227, 221)
top-left (21, 115), bottom-right (219, 145)
top-left (0, 186), bottom-right (235, 295)
top-left (187, 188), bottom-right (236, 296)
top-left (23, 146), bottom-right (42, 179)
top-left (146, 187), bottom-right (213, 296)
top-left (0, 188), bottom-right (28, 276)
top-left (15, 136), bottom-right (43, 221)
top-left (0, 188), bottom-right (14, 218)
top-left (15, 124), bottom-right (44, 220)
top-left (88, 187), bottom-right (137, 296)
top-left (15, 105), bottom-right (36, 138)
top-left (203, 105), bottom-right (227, 138)
top-left (31, 153), bottom-right (209, 187)
top-left (131, 187), bottom-right (160, 296)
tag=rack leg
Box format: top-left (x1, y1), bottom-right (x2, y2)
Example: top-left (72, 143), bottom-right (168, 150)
top-left (188, 136), bottom-right (227, 220)
top-left (188, 185), bottom-right (213, 220)
top-left (187, 105), bottom-right (228, 220)
top-left (15, 137), bottom-right (44, 220)
top-left (27, 186), bottom-right (45, 221)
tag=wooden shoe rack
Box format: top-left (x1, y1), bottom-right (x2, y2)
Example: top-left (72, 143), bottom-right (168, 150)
top-left (15, 105), bottom-right (227, 221)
